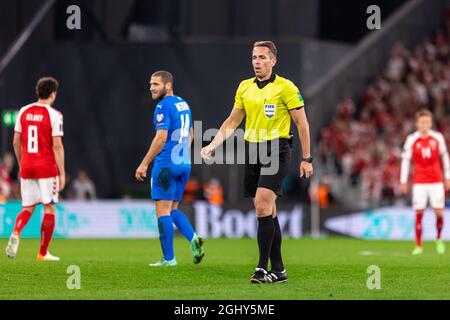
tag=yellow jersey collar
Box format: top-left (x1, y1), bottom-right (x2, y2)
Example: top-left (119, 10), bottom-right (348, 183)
top-left (254, 73), bottom-right (277, 89)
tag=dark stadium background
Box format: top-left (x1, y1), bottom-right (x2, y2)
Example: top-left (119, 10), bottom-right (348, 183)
top-left (0, 0), bottom-right (448, 238)
top-left (3, 0), bottom-right (450, 303)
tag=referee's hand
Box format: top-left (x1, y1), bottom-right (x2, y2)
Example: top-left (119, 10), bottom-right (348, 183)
top-left (201, 145), bottom-right (215, 160)
top-left (300, 161), bottom-right (313, 179)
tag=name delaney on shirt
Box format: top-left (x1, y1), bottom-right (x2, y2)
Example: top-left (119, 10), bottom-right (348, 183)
top-left (26, 114), bottom-right (44, 122)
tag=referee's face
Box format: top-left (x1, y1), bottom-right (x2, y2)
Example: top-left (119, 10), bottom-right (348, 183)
top-left (252, 47), bottom-right (276, 80)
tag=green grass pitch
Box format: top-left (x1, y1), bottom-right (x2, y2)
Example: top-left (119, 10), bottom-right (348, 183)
top-left (1, 237), bottom-right (449, 300)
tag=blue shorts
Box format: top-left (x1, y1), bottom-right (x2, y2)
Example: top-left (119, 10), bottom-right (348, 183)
top-left (151, 164), bottom-right (191, 201)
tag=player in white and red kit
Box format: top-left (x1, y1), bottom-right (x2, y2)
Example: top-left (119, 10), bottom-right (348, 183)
top-left (5, 77), bottom-right (65, 261)
top-left (400, 109), bottom-right (450, 255)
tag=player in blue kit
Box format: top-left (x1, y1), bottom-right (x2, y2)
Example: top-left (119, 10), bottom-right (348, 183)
top-left (135, 70), bottom-right (205, 267)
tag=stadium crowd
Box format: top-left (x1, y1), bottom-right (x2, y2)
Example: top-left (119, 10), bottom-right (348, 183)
top-left (319, 18), bottom-right (450, 206)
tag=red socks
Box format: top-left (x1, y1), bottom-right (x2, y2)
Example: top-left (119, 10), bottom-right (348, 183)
top-left (40, 214), bottom-right (55, 256)
top-left (13, 210), bottom-right (32, 236)
top-left (416, 210), bottom-right (444, 245)
top-left (14, 210), bottom-right (56, 256)
top-left (437, 215), bottom-right (444, 240)
top-left (415, 210), bottom-right (424, 247)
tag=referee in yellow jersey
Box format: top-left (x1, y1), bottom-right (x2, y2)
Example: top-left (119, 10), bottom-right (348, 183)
top-left (201, 41), bottom-right (313, 284)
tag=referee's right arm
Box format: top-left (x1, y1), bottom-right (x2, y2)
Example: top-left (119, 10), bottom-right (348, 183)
top-left (202, 81), bottom-right (246, 159)
top-left (201, 107), bottom-right (245, 159)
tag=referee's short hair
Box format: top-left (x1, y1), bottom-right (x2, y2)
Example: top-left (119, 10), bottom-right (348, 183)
top-left (152, 70), bottom-right (174, 85)
top-left (253, 41), bottom-right (277, 59)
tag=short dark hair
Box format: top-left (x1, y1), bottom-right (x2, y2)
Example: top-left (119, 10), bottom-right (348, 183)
top-left (253, 41), bottom-right (277, 58)
top-left (415, 108), bottom-right (433, 120)
top-left (151, 71), bottom-right (173, 85)
top-left (36, 77), bottom-right (59, 99)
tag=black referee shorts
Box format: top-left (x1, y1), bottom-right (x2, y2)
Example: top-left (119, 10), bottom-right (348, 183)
top-left (244, 138), bottom-right (293, 198)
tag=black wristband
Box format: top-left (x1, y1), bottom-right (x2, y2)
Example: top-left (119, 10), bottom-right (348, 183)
top-left (302, 156), bottom-right (313, 163)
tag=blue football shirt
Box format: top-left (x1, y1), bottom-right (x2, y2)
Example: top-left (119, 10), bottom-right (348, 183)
top-left (153, 95), bottom-right (192, 166)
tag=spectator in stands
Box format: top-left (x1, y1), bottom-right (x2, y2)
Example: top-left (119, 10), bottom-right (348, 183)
top-left (60, 173), bottom-right (73, 199)
top-left (310, 176), bottom-right (334, 209)
top-left (72, 170), bottom-right (96, 200)
top-left (182, 176), bottom-right (203, 204)
top-left (203, 177), bottom-right (224, 206)
top-left (0, 153), bottom-right (15, 203)
top-left (386, 43), bottom-right (407, 81)
top-left (8, 181), bottom-right (21, 201)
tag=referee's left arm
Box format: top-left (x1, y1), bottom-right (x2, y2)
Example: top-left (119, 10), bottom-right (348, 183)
top-left (290, 108), bottom-right (313, 178)
top-left (290, 108), bottom-right (311, 158)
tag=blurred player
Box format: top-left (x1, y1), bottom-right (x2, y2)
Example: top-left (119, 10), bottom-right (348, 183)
top-left (400, 109), bottom-right (450, 255)
top-left (201, 41), bottom-right (312, 283)
top-left (135, 71), bottom-right (204, 266)
top-left (5, 77), bottom-right (65, 261)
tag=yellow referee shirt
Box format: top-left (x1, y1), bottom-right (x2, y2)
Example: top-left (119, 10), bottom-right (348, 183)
top-left (234, 74), bottom-right (304, 143)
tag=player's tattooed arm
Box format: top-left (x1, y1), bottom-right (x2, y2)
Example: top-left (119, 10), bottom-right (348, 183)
top-left (13, 132), bottom-right (22, 167)
top-left (135, 130), bottom-right (168, 182)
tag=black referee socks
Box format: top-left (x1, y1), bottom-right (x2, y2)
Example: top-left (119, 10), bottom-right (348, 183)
top-left (270, 216), bottom-right (285, 272)
top-left (257, 216), bottom-right (275, 270)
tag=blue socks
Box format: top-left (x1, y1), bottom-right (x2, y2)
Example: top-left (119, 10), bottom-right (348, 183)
top-left (170, 209), bottom-right (195, 242)
top-left (157, 210), bottom-right (196, 260)
top-left (158, 215), bottom-right (175, 260)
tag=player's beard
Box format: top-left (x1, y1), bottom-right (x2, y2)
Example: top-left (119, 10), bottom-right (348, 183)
top-left (153, 88), bottom-right (167, 101)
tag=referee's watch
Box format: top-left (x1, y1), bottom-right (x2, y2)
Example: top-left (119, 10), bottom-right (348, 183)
top-left (302, 156), bottom-right (313, 163)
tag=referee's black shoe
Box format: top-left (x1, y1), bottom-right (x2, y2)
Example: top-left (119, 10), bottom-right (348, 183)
top-left (250, 268), bottom-right (272, 284)
top-left (268, 269), bottom-right (288, 283)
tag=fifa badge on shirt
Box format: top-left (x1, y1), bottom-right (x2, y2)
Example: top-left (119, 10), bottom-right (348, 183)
top-left (264, 104), bottom-right (276, 118)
